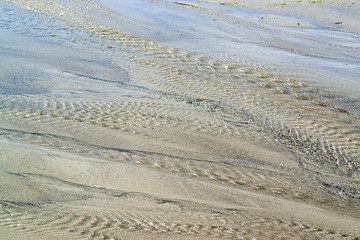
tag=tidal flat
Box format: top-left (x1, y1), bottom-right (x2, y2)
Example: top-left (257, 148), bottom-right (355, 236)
top-left (0, 0), bottom-right (359, 239)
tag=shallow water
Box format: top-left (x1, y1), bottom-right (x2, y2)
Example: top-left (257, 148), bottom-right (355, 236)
top-left (0, 0), bottom-right (359, 239)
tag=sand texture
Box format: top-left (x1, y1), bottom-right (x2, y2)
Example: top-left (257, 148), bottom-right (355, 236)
top-left (204, 0), bottom-right (360, 34)
top-left (0, 0), bottom-right (359, 239)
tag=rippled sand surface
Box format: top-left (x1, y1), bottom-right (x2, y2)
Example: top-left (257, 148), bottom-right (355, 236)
top-left (0, 0), bottom-right (359, 239)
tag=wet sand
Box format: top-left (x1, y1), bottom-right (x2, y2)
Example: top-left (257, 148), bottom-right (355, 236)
top-left (205, 0), bottom-right (360, 34)
top-left (0, 0), bottom-right (359, 239)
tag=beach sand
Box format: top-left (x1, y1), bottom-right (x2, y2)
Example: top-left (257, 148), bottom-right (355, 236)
top-left (0, 0), bottom-right (359, 239)
top-left (204, 0), bottom-right (360, 33)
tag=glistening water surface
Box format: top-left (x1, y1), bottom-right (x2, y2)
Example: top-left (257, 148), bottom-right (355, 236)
top-left (0, 0), bottom-right (359, 239)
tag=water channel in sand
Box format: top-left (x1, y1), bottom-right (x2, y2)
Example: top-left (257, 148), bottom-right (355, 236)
top-left (0, 0), bottom-right (359, 239)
